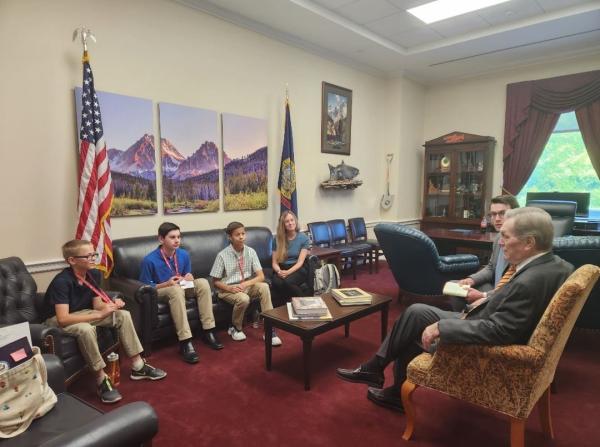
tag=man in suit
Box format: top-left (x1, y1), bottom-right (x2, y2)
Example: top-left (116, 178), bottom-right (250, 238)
top-left (454, 195), bottom-right (520, 309)
top-left (336, 207), bottom-right (572, 413)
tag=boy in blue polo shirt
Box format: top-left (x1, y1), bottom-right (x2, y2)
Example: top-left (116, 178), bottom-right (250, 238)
top-left (140, 222), bottom-right (223, 364)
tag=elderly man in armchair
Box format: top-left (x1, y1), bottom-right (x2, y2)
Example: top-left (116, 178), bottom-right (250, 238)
top-left (336, 207), bottom-right (572, 412)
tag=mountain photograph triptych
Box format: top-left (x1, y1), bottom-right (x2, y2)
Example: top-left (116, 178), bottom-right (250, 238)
top-left (75, 89), bottom-right (268, 216)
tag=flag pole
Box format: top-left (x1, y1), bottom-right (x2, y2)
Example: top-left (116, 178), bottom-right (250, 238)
top-left (72, 26), bottom-right (96, 60)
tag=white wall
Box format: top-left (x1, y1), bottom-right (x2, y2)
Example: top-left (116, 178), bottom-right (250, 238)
top-left (0, 0), bottom-right (425, 289)
top-left (423, 54), bottom-right (600, 196)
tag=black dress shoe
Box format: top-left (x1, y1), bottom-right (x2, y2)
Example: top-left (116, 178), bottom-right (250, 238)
top-left (336, 365), bottom-right (384, 388)
top-left (367, 387), bottom-right (404, 413)
top-left (203, 332), bottom-right (224, 350)
top-left (179, 340), bottom-right (199, 364)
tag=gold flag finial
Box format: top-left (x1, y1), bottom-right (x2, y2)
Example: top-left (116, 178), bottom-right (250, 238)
top-left (72, 26), bottom-right (96, 62)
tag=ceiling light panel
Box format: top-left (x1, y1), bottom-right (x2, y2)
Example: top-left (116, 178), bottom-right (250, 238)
top-left (407, 0), bottom-right (511, 24)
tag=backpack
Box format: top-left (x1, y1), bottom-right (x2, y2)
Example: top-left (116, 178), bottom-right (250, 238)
top-left (313, 263), bottom-right (341, 295)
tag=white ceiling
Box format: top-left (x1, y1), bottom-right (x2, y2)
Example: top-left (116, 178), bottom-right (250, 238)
top-left (174, 0), bottom-right (600, 84)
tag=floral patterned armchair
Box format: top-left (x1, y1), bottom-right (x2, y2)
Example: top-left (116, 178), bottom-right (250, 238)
top-left (401, 264), bottom-right (600, 447)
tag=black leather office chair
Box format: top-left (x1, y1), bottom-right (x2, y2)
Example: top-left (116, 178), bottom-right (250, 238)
top-left (526, 199), bottom-right (577, 237)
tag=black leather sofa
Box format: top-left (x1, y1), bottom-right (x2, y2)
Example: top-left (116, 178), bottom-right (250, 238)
top-left (109, 226), bottom-right (318, 354)
top-left (553, 235), bottom-right (600, 329)
top-left (2, 354), bottom-right (157, 447)
top-left (0, 257), bottom-right (119, 385)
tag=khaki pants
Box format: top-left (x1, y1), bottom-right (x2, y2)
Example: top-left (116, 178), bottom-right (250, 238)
top-left (157, 278), bottom-right (215, 341)
top-left (45, 309), bottom-right (142, 372)
top-left (218, 282), bottom-right (272, 331)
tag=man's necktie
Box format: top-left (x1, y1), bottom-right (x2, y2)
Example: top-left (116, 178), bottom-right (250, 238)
top-left (461, 264), bottom-right (517, 319)
top-left (494, 264), bottom-right (517, 291)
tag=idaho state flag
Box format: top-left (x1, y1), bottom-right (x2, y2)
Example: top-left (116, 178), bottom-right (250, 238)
top-left (278, 100), bottom-right (298, 216)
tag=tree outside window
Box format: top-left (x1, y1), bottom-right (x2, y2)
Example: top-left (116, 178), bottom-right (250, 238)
top-left (517, 111), bottom-right (600, 216)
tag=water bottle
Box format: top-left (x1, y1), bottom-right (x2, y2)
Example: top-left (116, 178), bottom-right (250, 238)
top-left (480, 215), bottom-right (488, 233)
top-left (106, 352), bottom-right (120, 385)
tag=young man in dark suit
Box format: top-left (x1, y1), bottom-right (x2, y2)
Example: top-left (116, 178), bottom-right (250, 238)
top-left (336, 207), bottom-right (572, 412)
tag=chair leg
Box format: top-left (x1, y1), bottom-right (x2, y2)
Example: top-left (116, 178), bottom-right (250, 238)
top-left (538, 386), bottom-right (554, 439)
top-left (510, 417), bottom-right (526, 447)
top-left (352, 256), bottom-right (357, 280)
top-left (401, 380), bottom-right (418, 441)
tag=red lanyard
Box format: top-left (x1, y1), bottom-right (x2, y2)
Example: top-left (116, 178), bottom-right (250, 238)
top-left (75, 271), bottom-right (113, 304)
top-left (160, 248), bottom-right (179, 277)
top-left (237, 252), bottom-right (245, 281)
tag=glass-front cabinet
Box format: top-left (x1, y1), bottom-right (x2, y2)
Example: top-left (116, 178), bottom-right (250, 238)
top-left (422, 132), bottom-right (495, 227)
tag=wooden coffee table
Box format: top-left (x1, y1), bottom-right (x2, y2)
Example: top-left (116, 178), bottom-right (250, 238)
top-left (262, 292), bottom-right (392, 390)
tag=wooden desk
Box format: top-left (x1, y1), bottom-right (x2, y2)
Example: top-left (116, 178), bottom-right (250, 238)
top-left (423, 228), bottom-right (495, 263)
top-left (310, 246), bottom-right (342, 272)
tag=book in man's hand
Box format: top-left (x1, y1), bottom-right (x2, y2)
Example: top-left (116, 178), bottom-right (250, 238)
top-left (291, 297), bottom-right (329, 316)
top-left (442, 281), bottom-right (469, 298)
top-left (331, 287), bottom-right (372, 305)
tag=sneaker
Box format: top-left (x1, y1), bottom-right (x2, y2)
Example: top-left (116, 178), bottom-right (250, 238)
top-left (97, 376), bottom-right (122, 404)
top-left (228, 326), bottom-right (247, 341)
top-left (130, 362), bottom-right (167, 381)
top-left (263, 330), bottom-right (283, 347)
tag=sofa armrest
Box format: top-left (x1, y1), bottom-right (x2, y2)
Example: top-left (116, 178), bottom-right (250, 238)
top-left (29, 323), bottom-right (68, 359)
top-left (39, 402), bottom-right (158, 447)
top-left (42, 353), bottom-right (66, 393)
top-left (437, 255), bottom-right (480, 274)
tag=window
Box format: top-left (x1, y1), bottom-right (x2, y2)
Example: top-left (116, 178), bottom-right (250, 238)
top-left (517, 111), bottom-right (600, 217)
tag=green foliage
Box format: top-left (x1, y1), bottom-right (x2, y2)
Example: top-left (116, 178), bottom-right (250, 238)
top-left (112, 197), bottom-right (157, 216)
top-left (164, 199), bottom-right (219, 213)
top-left (224, 192), bottom-right (268, 211)
top-left (517, 131), bottom-right (600, 209)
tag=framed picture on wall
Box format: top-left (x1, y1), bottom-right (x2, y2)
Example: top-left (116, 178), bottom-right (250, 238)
top-left (321, 81), bottom-right (352, 155)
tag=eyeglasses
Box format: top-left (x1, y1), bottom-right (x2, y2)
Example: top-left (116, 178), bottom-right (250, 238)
top-left (490, 211), bottom-right (506, 218)
top-left (71, 253), bottom-right (99, 260)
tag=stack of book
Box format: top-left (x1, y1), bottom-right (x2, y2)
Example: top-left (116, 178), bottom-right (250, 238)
top-left (331, 287), bottom-right (372, 306)
top-left (289, 297), bottom-right (332, 320)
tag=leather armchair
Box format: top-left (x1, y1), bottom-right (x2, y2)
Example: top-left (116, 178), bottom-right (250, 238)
top-left (526, 199), bottom-right (577, 236)
top-left (0, 257), bottom-right (118, 385)
top-left (553, 235), bottom-right (600, 329)
top-left (110, 227), bottom-right (318, 354)
top-left (2, 354), bottom-right (158, 447)
top-left (401, 265), bottom-right (600, 447)
top-left (374, 223), bottom-right (480, 304)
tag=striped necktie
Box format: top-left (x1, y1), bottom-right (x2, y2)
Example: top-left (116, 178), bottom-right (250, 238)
top-left (494, 264), bottom-right (517, 291)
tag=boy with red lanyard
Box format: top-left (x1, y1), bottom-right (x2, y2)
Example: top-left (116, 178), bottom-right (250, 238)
top-left (44, 239), bottom-right (166, 404)
top-left (211, 221), bottom-right (282, 346)
top-left (139, 222), bottom-right (223, 365)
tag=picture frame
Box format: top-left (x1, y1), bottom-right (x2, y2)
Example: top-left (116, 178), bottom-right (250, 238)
top-left (321, 82), bottom-right (352, 155)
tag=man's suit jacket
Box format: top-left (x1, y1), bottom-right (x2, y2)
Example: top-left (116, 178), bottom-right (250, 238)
top-left (469, 235), bottom-right (506, 290)
top-left (439, 252), bottom-right (573, 346)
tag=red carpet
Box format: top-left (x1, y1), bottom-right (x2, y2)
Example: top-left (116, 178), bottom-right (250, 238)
top-left (69, 263), bottom-right (600, 446)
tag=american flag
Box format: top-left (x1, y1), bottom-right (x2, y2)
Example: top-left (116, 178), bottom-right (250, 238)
top-left (75, 53), bottom-right (114, 276)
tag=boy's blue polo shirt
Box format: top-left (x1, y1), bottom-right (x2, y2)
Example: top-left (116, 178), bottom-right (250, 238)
top-left (139, 247), bottom-right (192, 286)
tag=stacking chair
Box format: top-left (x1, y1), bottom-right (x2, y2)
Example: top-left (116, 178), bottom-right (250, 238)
top-left (401, 264), bottom-right (600, 447)
top-left (307, 221), bottom-right (332, 248)
top-left (327, 219), bottom-right (371, 280)
top-left (348, 217), bottom-right (384, 273)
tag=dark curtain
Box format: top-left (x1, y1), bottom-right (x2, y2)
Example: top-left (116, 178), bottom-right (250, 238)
top-left (502, 70), bottom-right (600, 195)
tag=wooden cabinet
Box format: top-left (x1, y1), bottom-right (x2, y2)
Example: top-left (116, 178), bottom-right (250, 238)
top-left (421, 132), bottom-right (495, 228)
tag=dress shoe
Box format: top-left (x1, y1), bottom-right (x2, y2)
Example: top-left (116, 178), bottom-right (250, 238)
top-left (336, 365), bottom-right (384, 388)
top-left (203, 331), bottom-right (224, 350)
top-left (367, 387), bottom-right (404, 413)
top-left (179, 340), bottom-right (199, 364)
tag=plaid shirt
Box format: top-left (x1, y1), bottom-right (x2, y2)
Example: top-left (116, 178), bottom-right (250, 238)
top-left (210, 244), bottom-right (263, 285)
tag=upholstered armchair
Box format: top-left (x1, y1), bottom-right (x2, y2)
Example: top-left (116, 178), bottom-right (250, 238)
top-left (401, 264), bottom-right (600, 447)
top-left (374, 223), bottom-right (480, 303)
top-left (0, 257), bottom-right (119, 385)
top-left (526, 199), bottom-right (577, 236)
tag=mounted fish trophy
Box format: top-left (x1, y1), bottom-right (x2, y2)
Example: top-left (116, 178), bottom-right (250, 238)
top-left (380, 154), bottom-right (394, 210)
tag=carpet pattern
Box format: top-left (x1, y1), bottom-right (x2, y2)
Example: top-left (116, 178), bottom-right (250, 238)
top-left (69, 263), bottom-right (600, 446)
